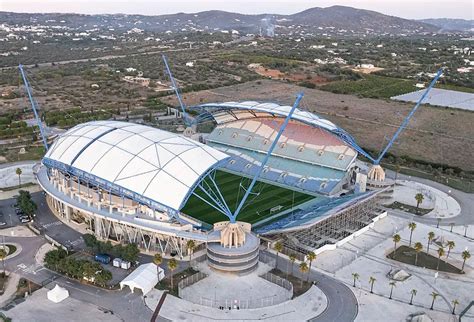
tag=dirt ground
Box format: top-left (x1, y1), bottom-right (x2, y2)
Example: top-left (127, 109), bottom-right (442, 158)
top-left (164, 79), bottom-right (474, 171)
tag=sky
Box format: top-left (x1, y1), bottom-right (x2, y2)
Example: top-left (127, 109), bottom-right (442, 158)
top-left (1, 0), bottom-right (473, 20)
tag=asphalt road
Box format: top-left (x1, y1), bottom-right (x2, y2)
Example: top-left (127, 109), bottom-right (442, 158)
top-left (263, 250), bottom-right (358, 322)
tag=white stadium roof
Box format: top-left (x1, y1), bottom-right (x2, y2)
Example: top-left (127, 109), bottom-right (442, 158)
top-left (44, 121), bottom-right (229, 211)
top-left (198, 101), bottom-right (339, 132)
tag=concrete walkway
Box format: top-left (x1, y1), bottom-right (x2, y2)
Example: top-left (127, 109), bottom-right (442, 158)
top-left (0, 272), bottom-right (20, 308)
top-left (389, 180), bottom-right (461, 219)
top-left (147, 285), bottom-right (327, 321)
top-left (0, 162), bottom-right (37, 189)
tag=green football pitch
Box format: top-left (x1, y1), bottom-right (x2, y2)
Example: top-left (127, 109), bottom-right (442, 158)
top-left (181, 170), bottom-right (316, 225)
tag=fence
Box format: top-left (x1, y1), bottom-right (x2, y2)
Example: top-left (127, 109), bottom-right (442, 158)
top-left (178, 271), bottom-right (208, 292)
top-left (178, 271), bottom-right (292, 310)
top-left (260, 272), bottom-right (293, 294)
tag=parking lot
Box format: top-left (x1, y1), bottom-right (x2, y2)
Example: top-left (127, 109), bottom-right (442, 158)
top-left (0, 195), bottom-right (28, 228)
top-left (0, 192), bottom-right (85, 251)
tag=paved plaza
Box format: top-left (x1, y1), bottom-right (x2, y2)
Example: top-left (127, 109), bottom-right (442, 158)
top-left (389, 180), bottom-right (461, 219)
top-left (180, 261), bottom-right (291, 308)
top-left (3, 288), bottom-right (122, 322)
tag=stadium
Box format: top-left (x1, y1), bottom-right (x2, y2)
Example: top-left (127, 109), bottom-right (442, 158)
top-left (35, 100), bottom-right (390, 272)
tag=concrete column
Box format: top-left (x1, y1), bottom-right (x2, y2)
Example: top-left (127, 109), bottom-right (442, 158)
top-left (94, 218), bottom-right (101, 238)
top-left (64, 206), bottom-right (71, 222)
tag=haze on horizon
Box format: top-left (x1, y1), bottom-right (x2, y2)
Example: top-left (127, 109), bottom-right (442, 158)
top-left (1, 0), bottom-right (473, 20)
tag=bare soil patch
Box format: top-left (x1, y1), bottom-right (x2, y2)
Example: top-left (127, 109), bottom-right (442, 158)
top-left (166, 79), bottom-right (474, 171)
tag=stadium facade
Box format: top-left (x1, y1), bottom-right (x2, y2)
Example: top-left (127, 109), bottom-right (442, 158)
top-left (36, 101), bottom-right (390, 267)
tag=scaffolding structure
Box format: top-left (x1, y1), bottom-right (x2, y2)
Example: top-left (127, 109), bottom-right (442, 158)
top-left (264, 189), bottom-right (387, 260)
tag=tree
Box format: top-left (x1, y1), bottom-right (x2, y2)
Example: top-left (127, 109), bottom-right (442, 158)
top-left (186, 240), bottom-right (196, 267)
top-left (461, 250), bottom-right (471, 272)
top-left (409, 289), bottom-right (417, 305)
top-left (168, 258), bottom-right (178, 290)
top-left (352, 272), bottom-right (359, 287)
top-left (368, 276), bottom-right (376, 294)
top-left (0, 249), bottom-right (6, 275)
top-left (15, 168), bottom-right (22, 187)
top-left (392, 234), bottom-right (401, 251)
top-left (389, 281), bottom-right (396, 299)
top-left (408, 222), bottom-right (417, 246)
top-left (430, 292), bottom-right (439, 310)
top-left (82, 234), bottom-right (98, 250)
top-left (307, 251), bottom-right (316, 280)
top-left (414, 242), bottom-right (423, 266)
top-left (437, 247), bottom-right (445, 271)
top-left (95, 269), bottom-right (112, 287)
top-left (153, 253), bottom-right (162, 266)
top-left (274, 242), bottom-right (283, 269)
top-left (427, 231), bottom-right (435, 252)
top-left (289, 254), bottom-right (296, 277)
top-left (446, 241), bottom-right (455, 258)
top-left (121, 244), bottom-right (139, 262)
top-left (415, 193), bottom-right (424, 210)
top-left (16, 190), bottom-right (37, 216)
top-left (452, 299), bottom-right (459, 315)
top-left (299, 262), bottom-right (309, 287)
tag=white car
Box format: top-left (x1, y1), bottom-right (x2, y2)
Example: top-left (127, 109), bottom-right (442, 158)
top-left (0, 222), bottom-right (6, 226)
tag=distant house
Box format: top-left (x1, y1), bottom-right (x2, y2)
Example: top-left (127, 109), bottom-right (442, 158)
top-left (185, 61), bottom-right (194, 67)
top-left (415, 83), bottom-right (425, 88)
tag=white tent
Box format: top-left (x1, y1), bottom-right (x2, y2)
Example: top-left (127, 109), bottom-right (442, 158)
top-left (47, 284), bottom-right (69, 303)
top-left (119, 263), bottom-right (161, 296)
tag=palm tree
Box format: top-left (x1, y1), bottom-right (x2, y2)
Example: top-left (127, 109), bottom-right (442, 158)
top-left (0, 249), bottom-right (6, 275)
top-left (289, 254), bottom-right (296, 277)
top-left (414, 242), bottom-right (423, 266)
top-left (427, 231), bottom-right (435, 252)
top-left (368, 276), bottom-right (376, 294)
top-left (307, 251), bottom-right (316, 277)
top-left (153, 253), bottom-right (162, 267)
top-left (299, 262), bottom-right (309, 287)
top-left (430, 292), bottom-right (439, 310)
top-left (186, 240), bottom-right (196, 267)
top-left (392, 234), bottom-right (401, 251)
top-left (16, 168), bottom-right (22, 187)
top-left (415, 193), bottom-right (424, 211)
top-left (408, 222), bottom-right (417, 246)
top-left (409, 289), bottom-right (417, 305)
top-left (446, 241), bottom-right (455, 258)
top-left (274, 242), bottom-right (283, 269)
top-left (437, 247), bottom-right (445, 271)
top-left (452, 299), bottom-right (459, 315)
top-left (351, 272), bottom-right (359, 287)
top-left (461, 250), bottom-right (471, 272)
top-left (167, 258), bottom-right (178, 291)
top-left (389, 281), bottom-right (396, 299)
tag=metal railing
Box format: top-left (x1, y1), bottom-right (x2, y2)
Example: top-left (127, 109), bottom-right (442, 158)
top-left (260, 272), bottom-right (293, 293)
top-left (178, 271), bottom-right (292, 310)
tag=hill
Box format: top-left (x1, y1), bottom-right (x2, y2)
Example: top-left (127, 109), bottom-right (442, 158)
top-left (419, 18), bottom-right (473, 32)
top-left (0, 6), bottom-right (440, 36)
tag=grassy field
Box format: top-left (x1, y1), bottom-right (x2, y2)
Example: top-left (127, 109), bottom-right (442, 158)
top-left (181, 171), bottom-right (315, 225)
top-left (387, 245), bottom-right (462, 274)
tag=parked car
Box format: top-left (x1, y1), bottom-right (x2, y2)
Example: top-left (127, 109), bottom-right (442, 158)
top-left (0, 222), bottom-right (6, 226)
top-left (20, 218), bottom-right (30, 223)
